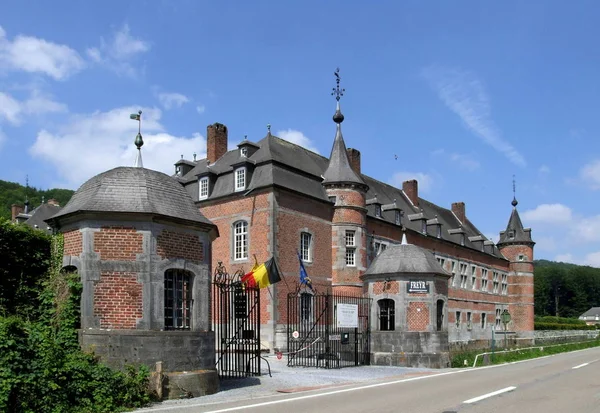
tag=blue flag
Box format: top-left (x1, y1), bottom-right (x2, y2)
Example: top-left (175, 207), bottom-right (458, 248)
top-left (298, 252), bottom-right (314, 291)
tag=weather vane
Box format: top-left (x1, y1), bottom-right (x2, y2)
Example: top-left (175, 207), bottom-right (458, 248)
top-left (331, 67), bottom-right (345, 101)
top-left (512, 174), bottom-right (518, 207)
top-left (130, 110), bottom-right (144, 167)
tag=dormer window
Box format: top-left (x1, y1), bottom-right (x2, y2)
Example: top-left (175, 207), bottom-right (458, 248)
top-left (234, 167), bottom-right (246, 191)
top-left (395, 210), bottom-right (402, 225)
top-left (375, 205), bottom-right (382, 218)
top-left (199, 177), bottom-right (209, 200)
top-left (508, 230), bottom-right (515, 239)
top-left (175, 166), bottom-right (181, 176)
top-left (240, 147), bottom-right (248, 157)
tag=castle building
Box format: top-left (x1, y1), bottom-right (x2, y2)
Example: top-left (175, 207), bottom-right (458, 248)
top-left (173, 74), bottom-right (535, 356)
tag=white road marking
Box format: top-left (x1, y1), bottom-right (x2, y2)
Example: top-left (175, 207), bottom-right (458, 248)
top-left (138, 347), bottom-right (600, 413)
top-left (463, 386), bottom-right (517, 404)
top-left (572, 363), bottom-right (589, 369)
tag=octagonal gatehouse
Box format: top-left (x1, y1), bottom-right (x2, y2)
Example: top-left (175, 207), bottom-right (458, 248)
top-left (46, 166), bottom-right (219, 398)
top-left (362, 233), bottom-right (452, 368)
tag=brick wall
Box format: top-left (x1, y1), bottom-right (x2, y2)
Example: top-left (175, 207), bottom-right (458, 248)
top-left (94, 227), bottom-right (143, 260)
top-left (407, 302), bottom-right (429, 331)
top-left (372, 280), bottom-right (399, 295)
top-left (156, 229), bottom-right (204, 262)
top-left (63, 229), bottom-right (83, 256)
top-left (94, 271), bottom-right (142, 329)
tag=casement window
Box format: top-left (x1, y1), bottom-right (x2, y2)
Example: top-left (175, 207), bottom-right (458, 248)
top-left (374, 241), bottom-right (387, 256)
top-left (395, 210), bottom-right (402, 225)
top-left (199, 177), bottom-right (209, 200)
top-left (471, 266), bottom-right (477, 290)
top-left (459, 263), bottom-right (468, 289)
top-left (436, 257), bottom-right (446, 268)
top-left (501, 273), bottom-right (508, 295)
top-left (455, 311), bottom-right (461, 328)
top-left (375, 205), bottom-right (382, 218)
top-left (233, 221), bottom-right (248, 260)
top-left (481, 313), bottom-right (487, 329)
top-left (164, 269), bottom-right (192, 330)
top-left (240, 147), bottom-right (248, 157)
top-left (300, 232), bottom-right (312, 262)
top-left (234, 167), bottom-right (246, 191)
top-left (493, 271), bottom-right (499, 294)
top-left (495, 309), bottom-right (502, 329)
top-left (345, 230), bottom-right (356, 267)
top-left (451, 261), bottom-right (457, 286)
top-left (481, 269), bottom-right (488, 292)
top-left (467, 312), bottom-right (472, 329)
top-left (378, 299), bottom-right (395, 331)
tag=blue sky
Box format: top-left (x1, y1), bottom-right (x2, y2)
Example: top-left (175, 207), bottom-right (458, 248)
top-left (1, 1), bottom-right (600, 266)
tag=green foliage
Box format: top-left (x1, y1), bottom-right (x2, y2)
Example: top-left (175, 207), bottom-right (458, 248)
top-left (534, 316), bottom-right (586, 325)
top-left (534, 259), bottom-right (600, 318)
top-left (0, 179), bottom-right (74, 221)
top-left (0, 234), bottom-right (153, 412)
top-left (534, 322), bottom-right (598, 330)
top-left (451, 338), bottom-right (600, 367)
top-left (0, 218), bottom-right (52, 318)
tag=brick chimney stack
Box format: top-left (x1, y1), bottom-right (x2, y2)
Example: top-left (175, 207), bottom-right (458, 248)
top-left (452, 202), bottom-right (466, 224)
top-left (402, 180), bottom-right (419, 207)
top-left (207, 123), bottom-right (228, 164)
top-left (11, 204), bottom-right (23, 221)
top-left (346, 148), bottom-right (361, 175)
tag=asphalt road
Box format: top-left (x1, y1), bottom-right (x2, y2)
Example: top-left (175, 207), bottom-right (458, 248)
top-left (143, 347), bottom-right (600, 413)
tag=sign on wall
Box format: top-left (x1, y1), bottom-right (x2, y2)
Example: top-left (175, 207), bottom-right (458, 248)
top-left (336, 303), bottom-right (359, 328)
top-left (407, 280), bottom-right (429, 293)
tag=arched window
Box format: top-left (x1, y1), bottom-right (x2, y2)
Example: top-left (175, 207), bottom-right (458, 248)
top-left (233, 221), bottom-right (248, 260)
top-left (378, 299), bottom-right (395, 331)
top-left (164, 269), bottom-right (192, 330)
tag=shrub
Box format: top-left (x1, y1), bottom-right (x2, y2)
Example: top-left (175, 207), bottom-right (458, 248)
top-left (534, 322), bottom-right (598, 330)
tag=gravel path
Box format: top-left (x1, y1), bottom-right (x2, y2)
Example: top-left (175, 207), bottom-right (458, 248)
top-left (138, 358), bottom-right (443, 411)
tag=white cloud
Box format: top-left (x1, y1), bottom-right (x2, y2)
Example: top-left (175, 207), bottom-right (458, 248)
top-left (86, 24), bottom-right (149, 77)
top-left (422, 66), bottom-right (526, 167)
top-left (554, 253), bottom-right (574, 264)
top-left (583, 252), bottom-right (600, 268)
top-left (196, 105), bottom-right (206, 114)
top-left (580, 159), bottom-right (600, 190)
top-left (534, 236), bottom-right (557, 252)
top-left (389, 172), bottom-right (434, 193)
top-left (522, 204), bottom-right (572, 224)
top-left (571, 215), bottom-right (600, 242)
top-left (29, 106), bottom-right (205, 187)
top-left (539, 165), bottom-right (550, 174)
top-left (431, 148), bottom-right (480, 171)
top-left (277, 129), bottom-right (320, 154)
top-left (0, 91), bottom-right (67, 125)
top-left (158, 92), bottom-right (189, 110)
top-left (0, 25), bottom-right (85, 80)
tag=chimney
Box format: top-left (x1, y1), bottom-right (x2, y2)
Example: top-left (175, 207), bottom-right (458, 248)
top-left (452, 202), bottom-right (466, 224)
top-left (47, 199), bottom-right (60, 207)
top-left (207, 123), bottom-right (228, 164)
top-left (11, 204), bottom-right (23, 221)
top-left (402, 180), bottom-right (419, 206)
top-left (346, 148), bottom-right (361, 175)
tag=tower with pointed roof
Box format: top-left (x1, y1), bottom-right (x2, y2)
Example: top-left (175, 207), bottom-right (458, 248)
top-left (322, 69), bottom-right (369, 295)
top-left (497, 187), bottom-right (535, 335)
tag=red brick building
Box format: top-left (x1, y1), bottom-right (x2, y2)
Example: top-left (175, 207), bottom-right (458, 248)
top-left (174, 96), bottom-right (535, 354)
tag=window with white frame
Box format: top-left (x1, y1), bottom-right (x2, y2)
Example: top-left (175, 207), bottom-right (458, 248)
top-left (459, 263), bottom-right (468, 289)
top-left (374, 241), bottom-right (387, 256)
top-left (199, 177), bottom-right (209, 199)
top-left (233, 221), bottom-right (248, 260)
top-left (481, 268), bottom-right (488, 292)
top-left (234, 167), bottom-right (246, 191)
top-left (300, 232), bottom-right (312, 262)
top-left (345, 230), bottom-right (356, 266)
top-left (375, 205), bottom-right (382, 217)
top-left (436, 257), bottom-right (446, 269)
top-left (493, 271), bottom-right (499, 294)
top-left (481, 313), bottom-right (487, 329)
top-left (471, 266), bottom-right (477, 290)
top-left (495, 309), bottom-right (502, 329)
top-left (240, 147), bottom-right (248, 157)
top-left (395, 210), bottom-right (402, 225)
top-left (501, 273), bottom-right (508, 295)
top-left (451, 261), bottom-right (457, 286)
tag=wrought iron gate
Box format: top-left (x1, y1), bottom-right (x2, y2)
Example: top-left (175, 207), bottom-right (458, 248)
top-left (287, 292), bottom-right (371, 368)
top-left (212, 261), bottom-right (261, 378)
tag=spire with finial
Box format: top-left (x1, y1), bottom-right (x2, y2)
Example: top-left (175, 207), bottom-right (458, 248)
top-left (332, 68), bottom-right (345, 124)
top-left (511, 174), bottom-right (518, 207)
top-left (267, 124), bottom-right (271, 137)
top-left (130, 110), bottom-right (144, 167)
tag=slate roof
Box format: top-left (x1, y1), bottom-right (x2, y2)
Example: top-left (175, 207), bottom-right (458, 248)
top-left (322, 124), bottom-right (366, 187)
top-left (497, 204), bottom-right (534, 246)
top-left (580, 307), bottom-right (600, 318)
top-left (363, 240), bottom-right (451, 277)
top-left (48, 167), bottom-right (215, 229)
top-left (177, 133), bottom-right (505, 257)
top-left (24, 203), bottom-right (62, 230)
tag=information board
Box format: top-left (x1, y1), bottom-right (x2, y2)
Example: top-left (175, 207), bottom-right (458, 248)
top-left (336, 303), bottom-right (359, 328)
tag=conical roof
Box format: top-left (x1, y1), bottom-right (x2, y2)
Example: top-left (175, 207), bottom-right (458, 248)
top-left (498, 202), bottom-right (534, 246)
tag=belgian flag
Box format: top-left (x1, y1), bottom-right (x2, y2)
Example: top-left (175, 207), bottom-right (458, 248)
top-left (241, 257), bottom-right (282, 289)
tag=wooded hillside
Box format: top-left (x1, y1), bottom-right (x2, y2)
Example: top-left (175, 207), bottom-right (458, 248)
top-left (534, 259), bottom-right (600, 318)
top-left (0, 179), bottom-right (74, 220)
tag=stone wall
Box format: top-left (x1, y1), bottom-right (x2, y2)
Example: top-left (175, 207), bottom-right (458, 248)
top-left (370, 331), bottom-right (450, 368)
top-left (534, 330), bottom-right (599, 345)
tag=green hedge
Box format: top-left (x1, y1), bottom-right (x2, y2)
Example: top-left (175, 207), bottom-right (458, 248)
top-left (534, 316), bottom-right (586, 325)
top-left (534, 322), bottom-right (599, 330)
